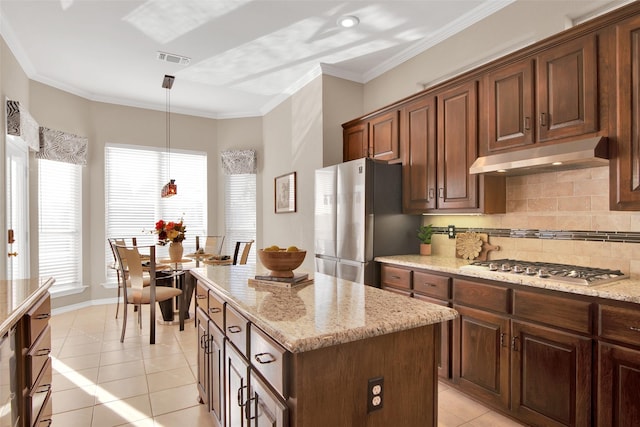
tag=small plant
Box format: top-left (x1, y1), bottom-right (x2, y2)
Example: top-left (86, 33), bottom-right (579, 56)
top-left (417, 224), bottom-right (433, 245)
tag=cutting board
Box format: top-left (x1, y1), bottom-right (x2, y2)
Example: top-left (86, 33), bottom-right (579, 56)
top-left (455, 232), bottom-right (500, 261)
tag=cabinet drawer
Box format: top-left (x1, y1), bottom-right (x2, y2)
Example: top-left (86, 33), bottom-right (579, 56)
top-left (513, 290), bottom-right (592, 334)
top-left (207, 291), bottom-right (225, 332)
top-left (383, 286), bottom-right (412, 297)
top-left (24, 294), bottom-right (51, 348)
top-left (195, 281), bottom-right (209, 310)
top-left (34, 392), bottom-right (52, 427)
top-left (380, 265), bottom-right (411, 290)
top-left (26, 326), bottom-right (51, 389)
top-left (28, 358), bottom-right (51, 427)
top-left (250, 326), bottom-right (288, 399)
top-left (599, 305), bottom-right (640, 346)
top-left (453, 279), bottom-right (509, 313)
top-left (226, 305), bottom-right (249, 357)
top-left (413, 271), bottom-right (450, 299)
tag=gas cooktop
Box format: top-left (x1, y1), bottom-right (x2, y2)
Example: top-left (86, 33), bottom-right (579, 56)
top-left (461, 259), bottom-right (627, 286)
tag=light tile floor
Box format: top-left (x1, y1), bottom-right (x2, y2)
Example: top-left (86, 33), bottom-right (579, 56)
top-left (50, 303), bottom-right (526, 426)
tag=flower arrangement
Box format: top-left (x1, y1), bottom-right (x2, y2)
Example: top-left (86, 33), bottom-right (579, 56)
top-left (155, 219), bottom-right (186, 245)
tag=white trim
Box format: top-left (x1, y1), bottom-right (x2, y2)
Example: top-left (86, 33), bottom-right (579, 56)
top-left (51, 297), bottom-right (118, 316)
top-left (49, 285), bottom-right (88, 299)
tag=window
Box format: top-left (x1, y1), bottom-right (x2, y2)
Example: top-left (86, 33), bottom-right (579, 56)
top-left (38, 159), bottom-right (82, 289)
top-left (224, 174), bottom-right (256, 263)
top-left (104, 144), bottom-right (207, 281)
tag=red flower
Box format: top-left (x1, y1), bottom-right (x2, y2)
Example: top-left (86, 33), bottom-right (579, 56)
top-left (155, 220), bottom-right (165, 231)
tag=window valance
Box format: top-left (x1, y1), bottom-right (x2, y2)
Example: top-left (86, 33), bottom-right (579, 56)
top-left (6, 100), bottom-right (39, 151)
top-left (36, 126), bottom-right (88, 166)
top-left (221, 149), bottom-right (256, 175)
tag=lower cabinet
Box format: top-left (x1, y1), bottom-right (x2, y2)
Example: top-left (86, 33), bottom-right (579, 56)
top-left (598, 304), bottom-right (640, 426)
top-left (225, 340), bottom-right (250, 427)
top-left (247, 371), bottom-right (287, 427)
top-left (197, 307), bottom-right (224, 427)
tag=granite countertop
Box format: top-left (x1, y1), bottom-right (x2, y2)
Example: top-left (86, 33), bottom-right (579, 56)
top-left (376, 255), bottom-right (640, 304)
top-left (0, 277), bottom-right (54, 337)
top-left (190, 265), bottom-right (457, 353)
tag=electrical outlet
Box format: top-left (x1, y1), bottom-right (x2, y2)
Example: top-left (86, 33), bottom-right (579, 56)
top-left (367, 377), bottom-right (384, 413)
top-left (448, 225), bottom-right (456, 239)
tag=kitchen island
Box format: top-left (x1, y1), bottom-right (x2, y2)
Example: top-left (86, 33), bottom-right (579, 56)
top-left (190, 264), bottom-right (457, 427)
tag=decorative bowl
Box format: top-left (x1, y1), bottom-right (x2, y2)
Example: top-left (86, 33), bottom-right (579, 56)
top-left (258, 249), bottom-right (306, 278)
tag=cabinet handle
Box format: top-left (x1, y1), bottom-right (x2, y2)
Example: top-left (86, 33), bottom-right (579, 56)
top-left (428, 188), bottom-right (435, 200)
top-left (422, 282), bottom-right (436, 288)
top-left (390, 275), bottom-right (401, 280)
top-left (199, 334), bottom-right (207, 349)
top-left (195, 294), bottom-right (206, 300)
top-left (36, 348), bottom-right (51, 357)
top-left (540, 112), bottom-right (547, 127)
top-left (511, 336), bottom-right (519, 352)
top-left (39, 419), bottom-right (52, 427)
top-left (245, 395), bottom-right (257, 420)
top-left (35, 313), bottom-right (51, 320)
top-left (254, 352), bottom-right (276, 364)
top-left (36, 384), bottom-right (51, 394)
top-left (629, 326), bottom-right (640, 332)
top-left (237, 384), bottom-right (248, 407)
top-left (438, 188), bottom-right (444, 198)
top-left (524, 116), bottom-right (530, 131)
top-left (227, 325), bottom-right (242, 333)
top-left (209, 307), bottom-right (221, 314)
top-left (500, 333), bottom-right (508, 347)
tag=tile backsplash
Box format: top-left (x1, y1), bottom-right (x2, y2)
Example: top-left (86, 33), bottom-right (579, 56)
top-left (425, 166), bottom-right (640, 277)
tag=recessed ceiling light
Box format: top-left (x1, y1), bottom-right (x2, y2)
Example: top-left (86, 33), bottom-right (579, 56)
top-left (338, 15), bottom-right (359, 28)
top-left (552, 161), bottom-right (563, 166)
top-left (497, 169), bottom-right (507, 173)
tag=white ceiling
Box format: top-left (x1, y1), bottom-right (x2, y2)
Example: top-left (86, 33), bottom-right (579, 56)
top-left (0, 0), bottom-right (625, 119)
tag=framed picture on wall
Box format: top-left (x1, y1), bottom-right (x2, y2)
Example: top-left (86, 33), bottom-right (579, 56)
top-left (275, 172), bottom-right (296, 213)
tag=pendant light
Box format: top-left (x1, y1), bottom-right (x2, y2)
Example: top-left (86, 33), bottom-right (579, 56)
top-left (161, 74), bottom-right (177, 198)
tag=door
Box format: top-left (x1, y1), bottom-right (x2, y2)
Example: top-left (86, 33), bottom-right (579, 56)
top-left (436, 81), bottom-right (479, 210)
top-left (248, 371), bottom-right (288, 427)
top-left (598, 342), bottom-right (640, 427)
top-left (369, 110), bottom-right (400, 162)
top-left (343, 122), bottom-right (368, 161)
top-left (225, 340), bottom-right (249, 427)
top-left (336, 159), bottom-right (366, 263)
top-left (5, 135), bottom-right (30, 280)
top-left (511, 321), bottom-right (592, 427)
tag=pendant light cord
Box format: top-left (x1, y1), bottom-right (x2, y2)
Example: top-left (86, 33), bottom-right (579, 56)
top-left (166, 86), bottom-right (171, 180)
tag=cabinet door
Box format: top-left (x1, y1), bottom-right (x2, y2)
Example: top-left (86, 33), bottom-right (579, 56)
top-left (598, 342), bottom-right (640, 427)
top-left (401, 95), bottom-right (437, 212)
top-left (343, 122), bottom-right (368, 161)
top-left (196, 308), bottom-right (209, 410)
top-left (369, 110), bottom-right (400, 162)
top-left (537, 34), bottom-right (597, 142)
top-left (248, 371), bottom-right (288, 427)
top-left (511, 321), bottom-right (591, 427)
top-left (414, 294), bottom-right (451, 379)
top-left (486, 59), bottom-right (535, 152)
top-left (452, 304), bottom-right (510, 409)
top-left (208, 319), bottom-right (225, 427)
top-left (437, 81), bottom-right (479, 210)
top-left (226, 340), bottom-right (250, 427)
top-left (612, 14), bottom-right (640, 209)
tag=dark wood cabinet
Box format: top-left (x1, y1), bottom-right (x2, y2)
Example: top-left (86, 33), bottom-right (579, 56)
top-left (598, 304), bottom-right (640, 426)
top-left (225, 340), bottom-right (250, 427)
top-left (248, 371), bottom-right (288, 427)
top-left (612, 14), bottom-right (640, 209)
top-left (537, 34), bottom-right (598, 142)
top-left (343, 110), bottom-right (401, 162)
top-left (197, 307), bottom-right (224, 427)
top-left (401, 95), bottom-right (437, 212)
top-left (343, 121), bottom-right (368, 161)
top-left (452, 304), bottom-right (510, 410)
top-left (510, 321), bottom-right (592, 427)
top-left (485, 59), bottom-right (535, 153)
top-left (436, 80), bottom-right (479, 210)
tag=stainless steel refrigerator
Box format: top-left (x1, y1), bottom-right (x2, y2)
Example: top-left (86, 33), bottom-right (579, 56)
top-left (314, 158), bottom-right (421, 286)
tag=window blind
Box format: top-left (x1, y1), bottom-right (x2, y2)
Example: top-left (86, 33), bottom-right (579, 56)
top-left (224, 174), bottom-right (256, 263)
top-left (38, 159), bottom-right (82, 288)
top-left (104, 144), bottom-right (207, 280)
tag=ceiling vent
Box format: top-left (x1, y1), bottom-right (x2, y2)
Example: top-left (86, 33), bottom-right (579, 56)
top-left (156, 51), bottom-right (191, 66)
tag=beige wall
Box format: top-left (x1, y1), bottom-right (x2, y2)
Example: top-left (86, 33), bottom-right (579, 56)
top-left (262, 76), bottom-right (324, 272)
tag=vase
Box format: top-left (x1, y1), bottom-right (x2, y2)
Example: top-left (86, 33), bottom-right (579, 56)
top-left (420, 243), bottom-right (432, 256)
top-left (169, 242), bottom-right (184, 263)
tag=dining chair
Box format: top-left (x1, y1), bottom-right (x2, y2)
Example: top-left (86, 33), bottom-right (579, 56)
top-left (108, 237), bottom-right (138, 319)
top-left (113, 243), bottom-right (184, 344)
top-left (233, 240), bottom-right (254, 265)
top-left (196, 235), bottom-right (225, 255)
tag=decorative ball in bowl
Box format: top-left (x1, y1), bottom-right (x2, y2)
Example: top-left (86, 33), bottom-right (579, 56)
top-left (258, 246), bottom-right (306, 278)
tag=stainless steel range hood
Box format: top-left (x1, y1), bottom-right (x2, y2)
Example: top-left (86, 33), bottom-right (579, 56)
top-left (469, 137), bottom-right (609, 175)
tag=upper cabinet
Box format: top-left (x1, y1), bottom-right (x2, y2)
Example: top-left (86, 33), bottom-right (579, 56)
top-left (342, 110), bottom-right (400, 163)
top-left (612, 14), bottom-right (640, 210)
top-left (484, 34), bottom-right (598, 155)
